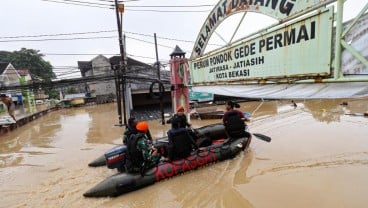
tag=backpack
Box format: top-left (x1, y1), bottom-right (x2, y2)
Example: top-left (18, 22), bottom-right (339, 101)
top-left (168, 128), bottom-right (194, 160)
top-left (125, 134), bottom-right (145, 172)
top-left (123, 127), bottom-right (137, 144)
top-left (224, 111), bottom-right (246, 138)
top-left (171, 114), bottom-right (188, 128)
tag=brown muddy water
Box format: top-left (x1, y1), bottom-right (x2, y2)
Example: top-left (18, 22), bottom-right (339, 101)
top-left (0, 98), bottom-right (368, 208)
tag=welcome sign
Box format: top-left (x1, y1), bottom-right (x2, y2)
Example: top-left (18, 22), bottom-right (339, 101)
top-left (191, 0), bottom-right (333, 58)
top-left (189, 8), bottom-right (333, 84)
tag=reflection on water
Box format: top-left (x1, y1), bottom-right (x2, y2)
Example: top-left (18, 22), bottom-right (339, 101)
top-left (0, 113), bottom-right (62, 168)
top-left (84, 104), bottom-right (123, 144)
top-left (301, 98), bottom-right (368, 123)
top-left (0, 98), bottom-right (367, 208)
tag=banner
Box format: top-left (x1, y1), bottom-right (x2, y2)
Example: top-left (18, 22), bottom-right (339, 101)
top-left (189, 8), bottom-right (333, 85)
top-left (191, 0), bottom-right (333, 58)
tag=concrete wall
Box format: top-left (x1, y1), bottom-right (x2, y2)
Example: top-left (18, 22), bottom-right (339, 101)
top-left (91, 55), bottom-right (116, 96)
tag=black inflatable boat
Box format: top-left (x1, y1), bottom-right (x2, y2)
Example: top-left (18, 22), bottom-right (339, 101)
top-left (84, 124), bottom-right (251, 197)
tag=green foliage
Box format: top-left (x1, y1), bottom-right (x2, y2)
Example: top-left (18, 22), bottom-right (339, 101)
top-left (0, 48), bottom-right (55, 81)
top-left (66, 87), bottom-right (77, 94)
top-left (46, 88), bottom-right (59, 99)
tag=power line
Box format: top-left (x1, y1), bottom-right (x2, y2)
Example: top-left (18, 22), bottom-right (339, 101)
top-left (125, 9), bottom-right (210, 13)
top-left (0, 30), bottom-right (116, 39)
top-left (44, 53), bottom-right (119, 55)
top-left (0, 36), bottom-right (116, 42)
top-left (56, 0), bottom-right (113, 7)
top-left (41, 0), bottom-right (212, 12)
top-left (125, 5), bottom-right (214, 8)
top-left (41, 0), bottom-right (112, 9)
top-left (126, 35), bottom-right (189, 51)
top-left (0, 73), bottom-right (170, 91)
top-left (0, 29), bottom-right (223, 47)
top-left (93, 0), bottom-right (139, 2)
top-left (125, 31), bottom-right (223, 47)
top-left (51, 0), bottom-right (194, 7)
top-left (45, 53), bottom-right (170, 62)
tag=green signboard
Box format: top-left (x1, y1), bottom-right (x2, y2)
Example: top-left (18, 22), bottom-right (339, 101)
top-left (189, 8), bottom-right (333, 85)
top-left (189, 91), bottom-right (214, 103)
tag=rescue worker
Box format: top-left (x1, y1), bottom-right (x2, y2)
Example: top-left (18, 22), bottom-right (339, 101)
top-left (167, 118), bottom-right (198, 161)
top-left (125, 121), bottom-right (161, 174)
top-left (222, 101), bottom-right (252, 147)
top-left (167, 105), bottom-right (191, 128)
top-left (122, 117), bottom-right (138, 144)
top-left (123, 117), bottom-right (153, 145)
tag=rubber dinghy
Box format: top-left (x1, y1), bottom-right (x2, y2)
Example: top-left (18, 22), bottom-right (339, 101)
top-left (83, 123), bottom-right (250, 198)
top-left (87, 123), bottom-right (230, 167)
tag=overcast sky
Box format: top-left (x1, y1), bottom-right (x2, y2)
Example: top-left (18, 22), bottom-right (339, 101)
top-left (0, 0), bottom-right (366, 79)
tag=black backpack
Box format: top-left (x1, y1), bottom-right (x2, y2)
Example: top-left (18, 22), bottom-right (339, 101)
top-left (123, 128), bottom-right (137, 144)
top-left (224, 111), bottom-right (246, 138)
top-left (168, 128), bottom-right (195, 160)
top-left (125, 134), bottom-right (145, 171)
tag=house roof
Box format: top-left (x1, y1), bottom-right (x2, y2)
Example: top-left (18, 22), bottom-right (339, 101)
top-left (0, 62), bottom-right (9, 75)
top-left (78, 55), bottom-right (166, 79)
top-left (77, 61), bottom-right (92, 76)
top-left (109, 56), bottom-right (156, 71)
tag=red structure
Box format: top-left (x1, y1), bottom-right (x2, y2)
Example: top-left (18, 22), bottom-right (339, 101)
top-left (169, 45), bottom-right (189, 114)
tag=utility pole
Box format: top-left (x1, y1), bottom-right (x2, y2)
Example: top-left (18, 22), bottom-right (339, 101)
top-left (154, 33), bottom-right (165, 125)
top-left (114, 0), bottom-right (127, 126)
top-left (114, 65), bottom-right (122, 126)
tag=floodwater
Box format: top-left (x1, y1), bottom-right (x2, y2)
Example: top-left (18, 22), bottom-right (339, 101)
top-left (0, 98), bottom-right (368, 208)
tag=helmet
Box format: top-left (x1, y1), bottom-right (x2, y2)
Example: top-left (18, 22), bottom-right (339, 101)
top-left (136, 121), bottom-right (149, 132)
top-left (176, 105), bottom-right (184, 112)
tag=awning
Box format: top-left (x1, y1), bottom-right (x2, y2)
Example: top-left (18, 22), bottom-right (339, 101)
top-left (192, 82), bottom-right (368, 99)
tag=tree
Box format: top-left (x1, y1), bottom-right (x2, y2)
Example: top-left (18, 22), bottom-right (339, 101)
top-left (0, 48), bottom-right (55, 81)
top-left (66, 87), bottom-right (77, 94)
top-left (47, 88), bottom-right (59, 99)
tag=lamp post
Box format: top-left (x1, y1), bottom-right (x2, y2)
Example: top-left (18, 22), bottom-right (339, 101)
top-left (114, 0), bottom-right (127, 126)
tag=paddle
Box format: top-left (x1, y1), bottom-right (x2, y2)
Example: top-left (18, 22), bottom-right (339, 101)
top-left (242, 112), bottom-right (271, 142)
top-left (252, 133), bottom-right (271, 142)
top-left (345, 113), bottom-right (368, 117)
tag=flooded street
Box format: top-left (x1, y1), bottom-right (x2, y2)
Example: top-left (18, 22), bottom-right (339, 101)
top-left (1, 99), bottom-right (368, 208)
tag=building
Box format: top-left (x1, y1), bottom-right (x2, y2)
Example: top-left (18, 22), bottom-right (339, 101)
top-left (0, 62), bottom-right (20, 87)
top-left (78, 55), bottom-right (171, 107)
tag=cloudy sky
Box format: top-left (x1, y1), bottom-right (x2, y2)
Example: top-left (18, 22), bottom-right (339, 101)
top-left (0, 0), bottom-right (366, 79)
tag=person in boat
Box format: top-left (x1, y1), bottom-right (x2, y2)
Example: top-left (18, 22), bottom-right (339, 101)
top-left (168, 105), bottom-right (211, 147)
top-left (167, 118), bottom-right (199, 161)
top-left (0, 94), bottom-right (16, 122)
top-left (125, 121), bottom-right (161, 173)
top-left (122, 117), bottom-right (138, 144)
top-left (167, 105), bottom-right (192, 128)
top-left (223, 101), bottom-right (252, 146)
top-left (123, 117), bottom-right (152, 145)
